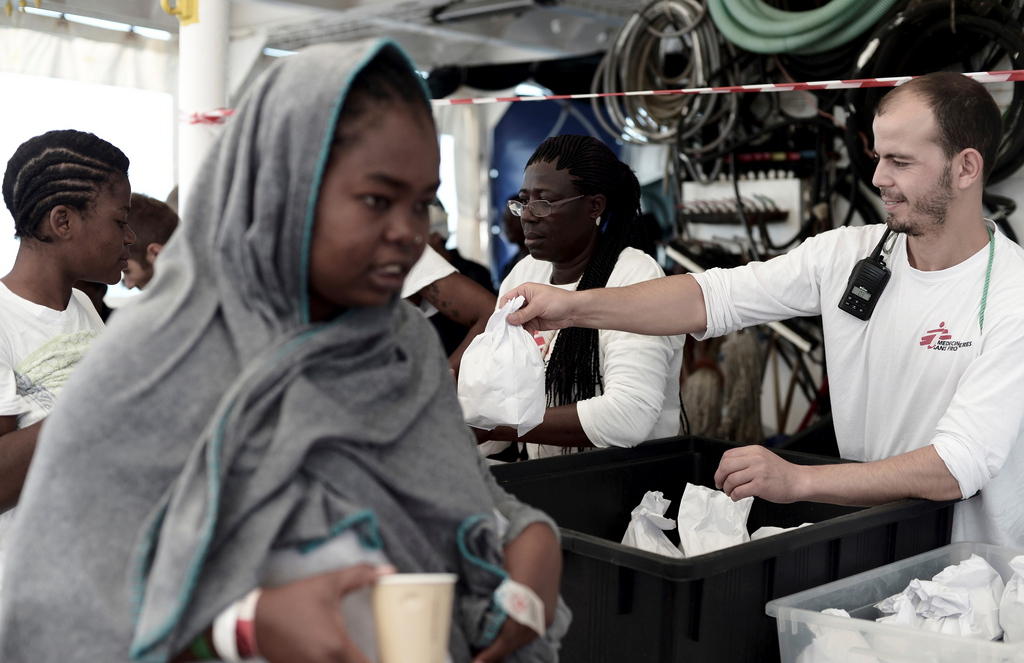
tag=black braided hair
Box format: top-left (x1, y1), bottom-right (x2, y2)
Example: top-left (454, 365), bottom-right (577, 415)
top-left (526, 135), bottom-right (642, 408)
top-left (334, 48), bottom-right (434, 149)
top-left (2, 129), bottom-right (129, 242)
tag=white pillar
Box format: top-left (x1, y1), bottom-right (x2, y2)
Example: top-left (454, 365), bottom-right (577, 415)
top-left (176, 0), bottom-right (229, 215)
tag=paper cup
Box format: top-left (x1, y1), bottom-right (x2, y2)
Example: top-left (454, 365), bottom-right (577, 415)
top-left (372, 573), bottom-right (457, 663)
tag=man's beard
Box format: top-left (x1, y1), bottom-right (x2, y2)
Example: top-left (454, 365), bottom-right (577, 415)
top-left (884, 163), bottom-right (954, 237)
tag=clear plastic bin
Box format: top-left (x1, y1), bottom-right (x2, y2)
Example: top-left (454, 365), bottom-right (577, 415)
top-left (766, 542), bottom-right (1024, 663)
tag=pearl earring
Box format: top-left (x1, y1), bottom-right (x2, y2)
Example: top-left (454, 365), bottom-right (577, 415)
top-left (595, 215), bottom-right (602, 227)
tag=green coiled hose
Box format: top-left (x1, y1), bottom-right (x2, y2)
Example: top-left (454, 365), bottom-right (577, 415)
top-left (707, 0), bottom-right (900, 54)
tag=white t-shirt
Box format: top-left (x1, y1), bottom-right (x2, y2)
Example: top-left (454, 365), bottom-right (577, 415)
top-left (0, 283), bottom-right (104, 428)
top-left (0, 282), bottom-right (104, 583)
top-left (693, 222), bottom-right (1024, 547)
top-left (500, 248), bottom-right (685, 459)
top-left (401, 245), bottom-right (457, 318)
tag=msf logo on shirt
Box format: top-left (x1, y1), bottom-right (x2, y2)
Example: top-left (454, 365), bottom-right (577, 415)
top-left (919, 321), bottom-right (973, 352)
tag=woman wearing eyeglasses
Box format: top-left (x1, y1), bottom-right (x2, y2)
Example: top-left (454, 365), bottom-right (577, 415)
top-left (481, 134), bottom-right (684, 460)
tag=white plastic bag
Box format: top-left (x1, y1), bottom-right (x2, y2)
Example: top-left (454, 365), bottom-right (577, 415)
top-left (620, 491), bottom-right (685, 559)
top-left (875, 588), bottom-right (925, 630)
top-left (931, 555), bottom-right (1004, 640)
top-left (676, 483), bottom-right (753, 557)
top-left (875, 554), bottom-right (1004, 640)
top-left (1000, 555), bottom-right (1024, 642)
top-left (457, 296), bottom-right (546, 436)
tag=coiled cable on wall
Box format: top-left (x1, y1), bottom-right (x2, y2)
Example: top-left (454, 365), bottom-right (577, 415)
top-left (591, 0), bottom-right (738, 153)
top-left (845, 0), bottom-right (1024, 187)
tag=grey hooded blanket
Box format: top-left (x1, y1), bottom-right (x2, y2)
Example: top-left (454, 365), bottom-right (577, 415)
top-left (0, 40), bottom-right (568, 662)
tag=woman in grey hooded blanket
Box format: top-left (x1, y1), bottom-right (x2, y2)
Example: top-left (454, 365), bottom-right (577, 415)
top-left (0, 39), bottom-right (568, 662)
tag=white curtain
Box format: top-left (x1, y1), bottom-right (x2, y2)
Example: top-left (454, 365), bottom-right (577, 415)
top-left (0, 14), bottom-right (175, 93)
top-left (433, 87), bottom-right (511, 265)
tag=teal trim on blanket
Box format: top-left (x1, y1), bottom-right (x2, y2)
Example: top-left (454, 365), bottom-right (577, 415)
top-left (298, 509), bottom-right (384, 554)
top-left (479, 598), bottom-right (509, 647)
top-left (129, 503), bottom-right (169, 620)
top-left (456, 514), bottom-right (510, 647)
top-left (456, 514), bottom-right (508, 580)
top-left (129, 406), bottom-right (235, 661)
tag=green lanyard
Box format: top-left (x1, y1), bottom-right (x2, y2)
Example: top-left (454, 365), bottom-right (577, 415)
top-left (979, 226), bottom-right (995, 333)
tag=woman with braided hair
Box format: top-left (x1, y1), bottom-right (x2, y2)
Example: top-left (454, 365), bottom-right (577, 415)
top-left (0, 129), bottom-right (133, 569)
top-left (485, 134), bottom-right (684, 460)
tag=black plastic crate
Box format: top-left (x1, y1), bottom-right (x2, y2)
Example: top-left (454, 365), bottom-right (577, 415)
top-left (772, 414), bottom-right (839, 457)
top-left (491, 436), bottom-right (954, 663)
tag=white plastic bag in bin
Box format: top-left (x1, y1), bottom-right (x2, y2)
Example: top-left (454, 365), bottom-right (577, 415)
top-left (457, 296), bottom-right (545, 436)
top-left (620, 491), bottom-right (684, 559)
top-left (676, 483), bottom-right (752, 557)
top-left (1000, 555), bottom-right (1024, 641)
top-left (875, 554), bottom-right (1004, 640)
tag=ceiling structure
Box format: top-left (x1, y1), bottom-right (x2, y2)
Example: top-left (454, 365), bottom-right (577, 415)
top-left (259, 0), bottom-right (633, 66)
top-left (27, 0), bottom-right (650, 67)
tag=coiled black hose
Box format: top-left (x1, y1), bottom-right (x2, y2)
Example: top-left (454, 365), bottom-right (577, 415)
top-left (845, 0), bottom-right (1024, 186)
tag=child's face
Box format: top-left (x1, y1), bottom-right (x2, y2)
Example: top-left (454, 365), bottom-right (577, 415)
top-left (121, 257), bottom-right (152, 290)
top-left (307, 104), bottom-right (439, 320)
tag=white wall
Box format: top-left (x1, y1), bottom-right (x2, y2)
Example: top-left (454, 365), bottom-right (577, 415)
top-left (0, 72), bottom-right (175, 284)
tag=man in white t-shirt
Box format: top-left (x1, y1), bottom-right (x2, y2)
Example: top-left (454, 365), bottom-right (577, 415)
top-left (0, 130), bottom-right (135, 549)
top-left (502, 72), bottom-right (1024, 547)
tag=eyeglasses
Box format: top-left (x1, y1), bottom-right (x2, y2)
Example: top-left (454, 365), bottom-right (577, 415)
top-left (508, 195), bottom-right (584, 218)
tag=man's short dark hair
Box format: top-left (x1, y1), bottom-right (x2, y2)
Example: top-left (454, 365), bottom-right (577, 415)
top-left (877, 72), bottom-right (1002, 182)
top-left (127, 193), bottom-right (179, 263)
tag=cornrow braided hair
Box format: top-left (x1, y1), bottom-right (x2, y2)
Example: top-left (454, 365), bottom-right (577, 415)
top-left (526, 135), bottom-right (642, 411)
top-left (3, 129), bottom-right (129, 242)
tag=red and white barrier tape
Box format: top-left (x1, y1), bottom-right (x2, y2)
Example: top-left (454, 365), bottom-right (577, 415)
top-left (429, 70), bottom-right (1024, 107)
top-left (181, 71), bottom-right (1024, 120)
top-left (185, 108), bottom-right (236, 125)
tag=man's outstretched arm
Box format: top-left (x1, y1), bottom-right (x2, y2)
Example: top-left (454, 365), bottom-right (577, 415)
top-left (504, 273), bottom-right (707, 337)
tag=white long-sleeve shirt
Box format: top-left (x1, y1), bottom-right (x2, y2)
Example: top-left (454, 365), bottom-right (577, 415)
top-left (500, 248), bottom-right (684, 459)
top-left (693, 222), bottom-right (1024, 547)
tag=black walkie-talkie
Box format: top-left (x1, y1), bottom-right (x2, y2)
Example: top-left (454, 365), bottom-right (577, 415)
top-left (838, 229), bottom-right (893, 321)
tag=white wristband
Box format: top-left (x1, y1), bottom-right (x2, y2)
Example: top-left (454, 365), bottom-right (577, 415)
top-left (494, 578), bottom-right (546, 636)
top-left (212, 599), bottom-right (242, 662)
top-left (236, 588), bottom-right (262, 658)
top-left (237, 587), bottom-right (261, 622)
